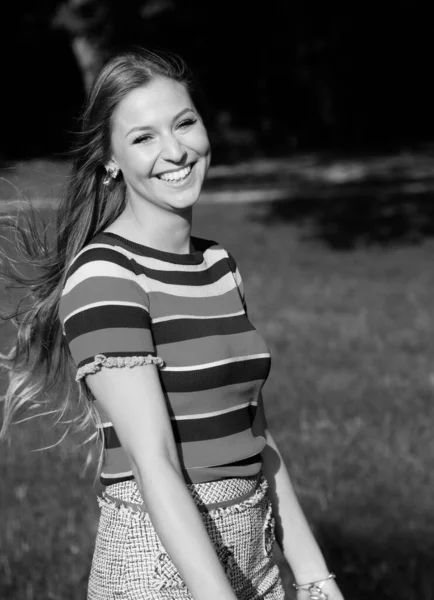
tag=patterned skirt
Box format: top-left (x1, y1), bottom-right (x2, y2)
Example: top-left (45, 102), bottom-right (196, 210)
top-left (87, 472), bottom-right (286, 600)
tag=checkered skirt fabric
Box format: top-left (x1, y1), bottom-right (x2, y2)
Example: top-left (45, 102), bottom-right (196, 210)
top-left (87, 473), bottom-right (285, 599)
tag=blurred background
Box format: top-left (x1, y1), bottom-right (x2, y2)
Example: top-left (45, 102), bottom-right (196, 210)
top-left (1, 0), bottom-right (434, 158)
top-left (1, 1), bottom-right (434, 599)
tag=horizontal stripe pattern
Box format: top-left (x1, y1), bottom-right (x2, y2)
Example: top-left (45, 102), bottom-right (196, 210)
top-left (66, 304), bottom-right (151, 338)
top-left (163, 380), bottom-right (263, 417)
top-left (160, 356), bottom-right (270, 393)
top-left (59, 232), bottom-right (271, 484)
top-left (179, 431), bottom-right (267, 469)
top-left (153, 313), bottom-right (255, 345)
top-left (155, 330), bottom-right (262, 367)
top-left (103, 402), bottom-right (260, 447)
top-left (59, 276), bottom-right (150, 323)
top-left (101, 238), bottom-right (228, 272)
top-left (148, 288), bottom-right (243, 319)
top-left (135, 256), bottom-right (230, 286)
top-left (139, 271), bottom-right (237, 297)
top-left (186, 458), bottom-right (262, 484)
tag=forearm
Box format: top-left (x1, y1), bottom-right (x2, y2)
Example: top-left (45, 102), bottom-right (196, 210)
top-left (261, 432), bottom-right (329, 581)
top-left (135, 461), bottom-right (238, 600)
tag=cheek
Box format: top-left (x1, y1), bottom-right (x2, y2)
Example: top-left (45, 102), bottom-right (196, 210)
top-left (190, 126), bottom-right (211, 157)
top-left (121, 147), bottom-right (155, 177)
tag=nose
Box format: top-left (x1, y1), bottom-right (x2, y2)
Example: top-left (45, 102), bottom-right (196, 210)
top-left (161, 133), bottom-right (187, 163)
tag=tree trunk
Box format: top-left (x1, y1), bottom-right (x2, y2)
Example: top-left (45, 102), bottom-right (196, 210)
top-left (70, 35), bottom-right (103, 92)
top-left (52, 0), bottom-right (109, 91)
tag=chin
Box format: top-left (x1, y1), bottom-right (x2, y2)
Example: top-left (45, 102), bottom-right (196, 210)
top-left (165, 178), bottom-right (204, 206)
top-left (168, 190), bottom-right (202, 211)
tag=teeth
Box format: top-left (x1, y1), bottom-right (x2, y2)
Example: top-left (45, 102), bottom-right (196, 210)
top-left (159, 165), bottom-right (192, 182)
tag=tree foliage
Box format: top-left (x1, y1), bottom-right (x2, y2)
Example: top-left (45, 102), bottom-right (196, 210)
top-left (1, 2), bottom-right (433, 158)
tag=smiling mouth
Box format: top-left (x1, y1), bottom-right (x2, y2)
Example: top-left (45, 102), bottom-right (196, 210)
top-left (157, 163), bottom-right (195, 183)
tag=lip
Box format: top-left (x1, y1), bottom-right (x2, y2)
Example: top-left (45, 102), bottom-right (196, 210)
top-left (155, 161), bottom-right (196, 178)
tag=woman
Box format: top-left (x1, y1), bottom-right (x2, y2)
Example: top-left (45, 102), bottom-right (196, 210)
top-left (0, 49), bottom-right (344, 600)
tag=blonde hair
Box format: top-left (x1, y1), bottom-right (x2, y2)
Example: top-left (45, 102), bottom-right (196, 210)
top-left (0, 48), bottom-right (196, 477)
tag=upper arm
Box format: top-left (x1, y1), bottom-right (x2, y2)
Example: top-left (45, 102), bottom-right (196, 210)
top-left (85, 364), bottom-right (180, 471)
top-left (59, 249), bottom-right (162, 380)
top-left (59, 249), bottom-right (179, 471)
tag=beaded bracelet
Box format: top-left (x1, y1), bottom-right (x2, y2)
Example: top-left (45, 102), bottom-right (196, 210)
top-left (292, 573), bottom-right (336, 600)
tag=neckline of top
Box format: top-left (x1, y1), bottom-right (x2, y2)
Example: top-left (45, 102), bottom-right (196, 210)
top-left (99, 232), bottom-right (206, 265)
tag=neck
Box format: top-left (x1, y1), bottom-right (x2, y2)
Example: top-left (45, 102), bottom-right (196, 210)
top-left (117, 196), bottom-right (193, 255)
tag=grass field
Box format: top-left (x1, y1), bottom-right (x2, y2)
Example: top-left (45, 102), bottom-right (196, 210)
top-left (1, 161), bottom-right (434, 599)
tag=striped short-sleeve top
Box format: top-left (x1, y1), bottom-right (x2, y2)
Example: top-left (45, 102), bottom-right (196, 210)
top-left (59, 232), bottom-right (271, 485)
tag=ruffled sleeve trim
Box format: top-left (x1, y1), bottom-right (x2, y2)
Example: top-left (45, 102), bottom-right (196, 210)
top-left (75, 353), bottom-right (165, 382)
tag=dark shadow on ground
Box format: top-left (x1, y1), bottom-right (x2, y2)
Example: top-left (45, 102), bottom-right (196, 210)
top-left (260, 186), bottom-right (434, 249)
top-left (273, 516), bottom-right (434, 600)
top-left (240, 147), bottom-right (434, 249)
top-left (314, 523), bottom-right (434, 600)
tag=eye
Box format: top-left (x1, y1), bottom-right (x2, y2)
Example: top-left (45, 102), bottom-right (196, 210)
top-left (177, 118), bottom-right (197, 129)
top-left (133, 134), bottom-right (153, 144)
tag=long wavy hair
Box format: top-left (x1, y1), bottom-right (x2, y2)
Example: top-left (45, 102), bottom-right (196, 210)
top-left (0, 48), bottom-right (198, 473)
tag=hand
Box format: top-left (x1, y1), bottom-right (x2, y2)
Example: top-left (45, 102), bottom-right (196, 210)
top-left (295, 578), bottom-right (344, 600)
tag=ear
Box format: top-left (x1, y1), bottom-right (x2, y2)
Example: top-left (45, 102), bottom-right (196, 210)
top-left (104, 158), bottom-right (118, 172)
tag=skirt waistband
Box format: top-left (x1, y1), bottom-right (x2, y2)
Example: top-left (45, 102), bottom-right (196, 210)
top-left (102, 473), bottom-right (264, 514)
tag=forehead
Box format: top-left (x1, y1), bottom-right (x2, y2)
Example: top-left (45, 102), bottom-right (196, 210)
top-left (112, 77), bottom-right (193, 131)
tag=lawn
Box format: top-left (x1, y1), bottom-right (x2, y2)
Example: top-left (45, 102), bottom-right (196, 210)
top-left (1, 162), bottom-right (434, 599)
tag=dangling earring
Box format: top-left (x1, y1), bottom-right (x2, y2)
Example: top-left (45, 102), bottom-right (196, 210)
top-left (102, 166), bottom-right (119, 185)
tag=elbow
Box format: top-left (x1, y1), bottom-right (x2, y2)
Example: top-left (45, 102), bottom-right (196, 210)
top-left (129, 453), bottom-right (188, 516)
top-left (129, 447), bottom-right (182, 486)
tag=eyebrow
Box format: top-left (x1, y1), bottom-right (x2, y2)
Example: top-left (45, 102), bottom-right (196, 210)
top-left (125, 108), bottom-right (196, 138)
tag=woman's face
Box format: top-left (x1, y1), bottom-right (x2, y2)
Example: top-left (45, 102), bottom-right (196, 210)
top-left (109, 77), bottom-right (211, 213)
